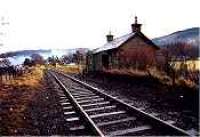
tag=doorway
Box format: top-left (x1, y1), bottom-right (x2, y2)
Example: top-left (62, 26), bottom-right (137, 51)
top-left (102, 54), bottom-right (109, 69)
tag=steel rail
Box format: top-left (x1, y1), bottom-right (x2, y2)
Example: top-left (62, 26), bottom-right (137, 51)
top-left (49, 71), bottom-right (105, 137)
top-left (53, 70), bottom-right (191, 136)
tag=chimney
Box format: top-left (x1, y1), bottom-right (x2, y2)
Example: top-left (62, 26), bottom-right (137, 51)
top-left (131, 16), bottom-right (142, 32)
top-left (106, 31), bottom-right (114, 42)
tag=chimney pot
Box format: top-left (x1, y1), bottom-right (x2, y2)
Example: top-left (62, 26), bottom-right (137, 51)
top-left (106, 31), bottom-right (114, 42)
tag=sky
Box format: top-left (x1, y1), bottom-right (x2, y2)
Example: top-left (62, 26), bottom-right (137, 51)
top-left (0, 0), bottom-right (199, 53)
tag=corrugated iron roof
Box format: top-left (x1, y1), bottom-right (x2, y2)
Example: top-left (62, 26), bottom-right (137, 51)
top-left (93, 32), bottom-right (136, 54)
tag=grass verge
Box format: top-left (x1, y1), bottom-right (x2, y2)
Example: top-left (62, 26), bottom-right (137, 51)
top-left (0, 66), bottom-right (44, 135)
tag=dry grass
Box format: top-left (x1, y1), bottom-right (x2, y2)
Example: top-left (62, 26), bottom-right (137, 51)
top-left (3, 66), bottom-right (44, 88)
top-left (177, 77), bottom-right (198, 89)
top-left (145, 68), bottom-right (198, 88)
top-left (104, 67), bottom-right (198, 88)
top-left (0, 66), bottom-right (45, 135)
top-left (104, 68), bottom-right (149, 77)
top-left (173, 59), bottom-right (200, 71)
top-left (50, 64), bottom-right (85, 74)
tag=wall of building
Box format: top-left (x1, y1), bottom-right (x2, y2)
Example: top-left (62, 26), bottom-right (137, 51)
top-left (110, 36), bottom-right (157, 70)
top-left (92, 51), bottom-right (107, 71)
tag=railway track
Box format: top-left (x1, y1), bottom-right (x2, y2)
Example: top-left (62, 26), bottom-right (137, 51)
top-left (48, 70), bottom-right (191, 136)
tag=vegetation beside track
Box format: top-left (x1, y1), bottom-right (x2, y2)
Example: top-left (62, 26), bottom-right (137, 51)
top-left (48, 64), bottom-right (85, 74)
top-left (0, 66), bottom-right (45, 135)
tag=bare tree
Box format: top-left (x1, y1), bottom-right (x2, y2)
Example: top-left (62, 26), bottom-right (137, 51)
top-left (61, 54), bottom-right (73, 64)
top-left (73, 51), bottom-right (85, 65)
top-left (160, 42), bottom-right (198, 86)
top-left (47, 56), bottom-right (61, 66)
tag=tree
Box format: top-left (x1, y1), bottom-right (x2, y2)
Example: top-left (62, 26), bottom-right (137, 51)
top-left (47, 56), bottom-right (55, 65)
top-left (0, 58), bottom-right (11, 67)
top-left (161, 42), bottom-right (195, 86)
top-left (31, 54), bottom-right (45, 65)
top-left (47, 56), bottom-right (62, 65)
top-left (61, 55), bottom-right (73, 64)
top-left (23, 58), bottom-right (33, 66)
top-left (72, 51), bottom-right (84, 65)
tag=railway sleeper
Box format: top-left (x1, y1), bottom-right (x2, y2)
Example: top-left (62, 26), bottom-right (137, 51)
top-left (77, 98), bottom-right (104, 104)
top-left (62, 106), bottom-right (73, 110)
top-left (67, 122), bottom-right (91, 136)
top-left (60, 102), bottom-right (71, 106)
top-left (57, 93), bottom-right (66, 96)
top-left (92, 112), bottom-right (130, 124)
top-left (100, 117), bottom-right (143, 133)
top-left (64, 111), bottom-right (76, 115)
top-left (59, 99), bottom-right (69, 103)
top-left (75, 95), bottom-right (100, 101)
top-left (86, 107), bottom-right (119, 116)
top-left (90, 110), bottom-right (126, 119)
top-left (107, 125), bottom-right (152, 136)
top-left (85, 105), bottom-right (116, 113)
top-left (65, 116), bottom-right (80, 122)
top-left (73, 94), bottom-right (99, 98)
top-left (59, 96), bottom-right (68, 99)
top-left (64, 112), bottom-right (78, 118)
top-left (70, 89), bottom-right (94, 94)
top-left (96, 116), bottom-right (136, 127)
top-left (70, 125), bottom-right (85, 131)
top-left (81, 101), bottom-right (110, 108)
top-left (72, 93), bottom-right (96, 97)
top-left (70, 89), bottom-right (94, 93)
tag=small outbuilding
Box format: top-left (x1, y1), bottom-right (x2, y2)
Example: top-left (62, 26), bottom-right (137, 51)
top-left (87, 17), bottom-right (160, 72)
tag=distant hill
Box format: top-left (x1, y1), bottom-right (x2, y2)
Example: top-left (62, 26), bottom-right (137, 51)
top-left (152, 27), bottom-right (199, 47)
top-left (0, 48), bottom-right (88, 65)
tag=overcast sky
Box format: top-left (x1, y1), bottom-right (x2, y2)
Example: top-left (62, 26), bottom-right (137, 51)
top-left (0, 0), bottom-right (199, 53)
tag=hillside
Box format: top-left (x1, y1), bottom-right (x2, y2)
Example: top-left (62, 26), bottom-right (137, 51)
top-left (152, 27), bottom-right (199, 47)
